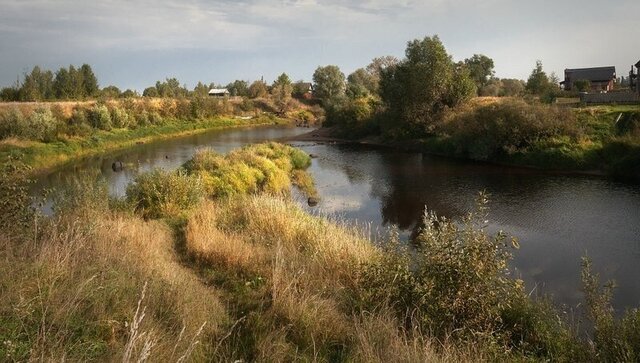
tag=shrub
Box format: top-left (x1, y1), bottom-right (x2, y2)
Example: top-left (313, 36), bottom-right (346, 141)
top-left (126, 168), bottom-right (204, 219)
top-left (361, 193), bottom-right (523, 340)
top-left (442, 99), bottom-right (580, 161)
top-left (24, 107), bottom-right (59, 142)
top-left (88, 104), bottom-right (112, 130)
top-left (67, 108), bottom-right (92, 136)
top-left (582, 257), bottom-right (640, 361)
top-left (0, 107), bottom-right (26, 139)
top-left (148, 111), bottom-right (164, 125)
top-left (110, 107), bottom-right (131, 128)
top-left (183, 143), bottom-right (313, 199)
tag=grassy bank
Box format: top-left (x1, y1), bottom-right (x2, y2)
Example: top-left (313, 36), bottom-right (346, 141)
top-left (328, 98), bottom-right (640, 180)
top-left (0, 114), bottom-right (286, 174)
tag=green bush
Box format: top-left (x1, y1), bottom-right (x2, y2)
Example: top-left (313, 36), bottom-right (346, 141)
top-left (23, 107), bottom-right (59, 142)
top-left (126, 168), bottom-right (204, 219)
top-left (88, 104), bottom-right (112, 130)
top-left (361, 193), bottom-right (523, 339)
top-left (67, 109), bottom-right (92, 136)
top-left (110, 107), bottom-right (131, 128)
top-left (183, 143), bottom-right (314, 198)
top-left (442, 99), bottom-right (580, 161)
top-left (0, 107), bottom-right (26, 139)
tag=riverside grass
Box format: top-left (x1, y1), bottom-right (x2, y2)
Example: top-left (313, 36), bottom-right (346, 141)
top-left (0, 115), bottom-right (285, 175)
top-left (3, 143), bottom-right (640, 361)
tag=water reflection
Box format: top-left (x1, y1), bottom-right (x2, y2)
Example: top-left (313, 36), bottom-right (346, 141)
top-left (296, 142), bottom-right (640, 312)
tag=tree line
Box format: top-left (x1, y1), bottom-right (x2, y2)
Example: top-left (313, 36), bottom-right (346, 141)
top-left (1, 64), bottom-right (100, 102)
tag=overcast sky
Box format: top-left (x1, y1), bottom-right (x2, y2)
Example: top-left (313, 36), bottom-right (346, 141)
top-left (1, 0), bottom-right (639, 91)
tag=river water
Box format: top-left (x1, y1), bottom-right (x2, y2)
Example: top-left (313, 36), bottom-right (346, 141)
top-left (33, 125), bottom-right (640, 312)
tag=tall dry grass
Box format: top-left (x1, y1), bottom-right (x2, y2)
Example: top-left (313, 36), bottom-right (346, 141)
top-left (0, 179), bottom-right (226, 361)
top-left (183, 195), bottom-right (471, 361)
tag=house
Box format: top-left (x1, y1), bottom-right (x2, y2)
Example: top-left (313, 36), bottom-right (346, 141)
top-left (208, 88), bottom-right (229, 97)
top-left (294, 82), bottom-right (314, 99)
top-left (560, 66), bottom-right (616, 92)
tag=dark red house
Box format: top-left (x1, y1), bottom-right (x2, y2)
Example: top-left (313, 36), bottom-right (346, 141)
top-left (561, 66), bottom-right (616, 92)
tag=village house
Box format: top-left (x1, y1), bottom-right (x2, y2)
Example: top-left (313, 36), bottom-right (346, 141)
top-left (208, 88), bottom-right (229, 97)
top-left (560, 66), bottom-right (616, 92)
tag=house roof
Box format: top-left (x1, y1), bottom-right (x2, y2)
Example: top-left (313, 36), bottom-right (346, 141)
top-left (208, 88), bottom-right (229, 94)
top-left (564, 66), bottom-right (616, 82)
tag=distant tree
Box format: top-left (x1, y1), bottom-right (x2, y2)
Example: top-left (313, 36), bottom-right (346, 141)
top-left (0, 87), bottom-right (20, 101)
top-left (142, 87), bottom-right (159, 97)
top-left (193, 81), bottom-right (209, 97)
top-left (366, 56), bottom-right (399, 83)
top-left (525, 60), bottom-right (551, 95)
top-left (121, 89), bottom-right (138, 98)
top-left (271, 73), bottom-right (293, 113)
top-left (101, 85), bottom-right (121, 98)
top-left (248, 80), bottom-right (268, 98)
top-left (80, 64), bottom-right (99, 97)
top-left (379, 35), bottom-right (475, 135)
top-left (464, 54), bottom-right (495, 91)
top-left (226, 80), bottom-right (249, 97)
top-left (20, 66), bottom-right (50, 101)
top-left (68, 65), bottom-right (85, 98)
top-left (154, 78), bottom-right (187, 98)
top-left (346, 68), bottom-right (376, 99)
top-left (312, 65), bottom-right (346, 104)
top-left (499, 79), bottom-right (526, 96)
top-left (53, 67), bottom-right (72, 99)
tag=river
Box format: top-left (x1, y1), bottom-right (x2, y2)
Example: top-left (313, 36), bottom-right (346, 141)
top-left (32, 125), bottom-right (640, 312)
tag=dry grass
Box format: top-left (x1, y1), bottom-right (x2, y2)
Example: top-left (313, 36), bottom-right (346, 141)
top-left (0, 199), bottom-right (226, 361)
top-left (182, 195), bottom-right (472, 361)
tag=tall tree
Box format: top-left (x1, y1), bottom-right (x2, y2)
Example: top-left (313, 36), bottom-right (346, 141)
top-left (80, 64), bottom-right (99, 97)
top-left (248, 80), bottom-right (268, 98)
top-left (312, 65), bottom-right (346, 104)
top-left (346, 68), bottom-right (376, 99)
top-left (525, 60), bottom-right (551, 95)
top-left (271, 73), bottom-right (293, 113)
top-left (464, 54), bottom-right (495, 91)
top-left (226, 80), bottom-right (249, 97)
top-left (379, 35), bottom-right (475, 135)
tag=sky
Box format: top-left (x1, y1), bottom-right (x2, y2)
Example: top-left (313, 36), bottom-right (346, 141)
top-left (1, 0), bottom-right (639, 91)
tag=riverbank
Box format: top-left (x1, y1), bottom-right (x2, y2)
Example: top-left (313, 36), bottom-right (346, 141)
top-left (0, 115), bottom-right (287, 175)
top-left (2, 142), bottom-right (638, 361)
top-left (310, 99), bottom-right (640, 181)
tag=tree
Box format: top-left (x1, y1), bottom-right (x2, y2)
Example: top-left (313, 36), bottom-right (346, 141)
top-left (271, 73), bottom-right (293, 113)
top-left (499, 79), bottom-right (525, 97)
top-left (347, 68), bottom-right (376, 99)
top-left (226, 80), bottom-right (249, 97)
top-left (464, 54), bottom-right (495, 91)
top-left (525, 60), bottom-right (551, 95)
top-left (312, 65), bottom-right (346, 104)
top-left (193, 81), bottom-right (209, 97)
top-left (248, 80), bottom-right (268, 98)
top-left (573, 79), bottom-right (591, 92)
top-left (101, 85), bottom-right (121, 98)
top-left (379, 35), bottom-right (475, 135)
top-left (53, 67), bottom-right (72, 99)
top-left (80, 64), bottom-right (99, 97)
top-left (121, 89), bottom-right (138, 98)
top-left (142, 87), bottom-right (159, 97)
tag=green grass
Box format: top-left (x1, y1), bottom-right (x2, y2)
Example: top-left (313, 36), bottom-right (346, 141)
top-left (0, 115), bottom-right (286, 174)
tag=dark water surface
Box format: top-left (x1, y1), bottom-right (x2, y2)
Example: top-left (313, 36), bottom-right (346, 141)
top-left (33, 125), bottom-right (640, 312)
